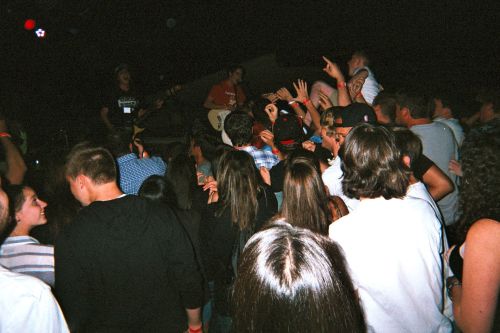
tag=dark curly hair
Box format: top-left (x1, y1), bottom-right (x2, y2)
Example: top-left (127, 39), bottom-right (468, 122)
top-left (456, 125), bottom-right (500, 242)
top-left (342, 124), bottom-right (410, 199)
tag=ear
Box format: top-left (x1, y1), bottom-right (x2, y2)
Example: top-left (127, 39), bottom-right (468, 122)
top-left (75, 174), bottom-right (88, 189)
top-left (402, 155), bottom-right (411, 168)
top-left (400, 107), bottom-right (410, 120)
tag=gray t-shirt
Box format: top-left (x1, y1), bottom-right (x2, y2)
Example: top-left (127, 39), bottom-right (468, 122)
top-left (411, 122), bottom-right (459, 225)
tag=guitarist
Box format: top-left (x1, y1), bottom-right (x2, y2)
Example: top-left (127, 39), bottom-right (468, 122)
top-left (203, 65), bottom-right (246, 111)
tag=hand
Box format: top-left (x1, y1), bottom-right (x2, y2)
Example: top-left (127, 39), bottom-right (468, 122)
top-left (259, 129), bottom-right (275, 147)
top-left (322, 56), bottom-right (344, 81)
top-left (318, 90), bottom-right (333, 110)
top-left (260, 166), bottom-right (271, 185)
top-left (276, 87), bottom-right (294, 102)
top-left (262, 92), bottom-right (279, 103)
top-left (293, 79), bottom-right (309, 102)
top-left (302, 140), bottom-right (316, 152)
top-left (263, 104), bottom-right (279, 123)
top-left (448, 159), bottom-right (463, 177)
top-left (203, 179), bottom-right (219, 204)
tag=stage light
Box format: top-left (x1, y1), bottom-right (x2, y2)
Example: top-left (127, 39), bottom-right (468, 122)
top-left (24, 19), bottom-right (36, 30)
top-left (35, 28), bottom-right (46, 38)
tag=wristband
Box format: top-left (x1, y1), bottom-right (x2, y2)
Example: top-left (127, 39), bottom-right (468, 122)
top-left (303, 99), bottom-right (311, 105)
top-left (0, 132), bottom-right (11, 138)
top-left (337, 82), bottom-right (346, 89)
top-left (188, 326), bottom-right (202, 333)
top-left (288, 100), bottom-right (297, 105)
top-left (272, 148), bottom-right (280, 155)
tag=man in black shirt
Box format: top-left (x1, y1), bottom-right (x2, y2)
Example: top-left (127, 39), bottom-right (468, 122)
top-left (100, 64), bottom-right (142, 132)
top-left (56, 143), bottom-right (203, 332)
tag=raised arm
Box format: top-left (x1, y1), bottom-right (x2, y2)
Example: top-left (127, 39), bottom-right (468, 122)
top-left (322, 56), bottom-right (351, 107)
top-left (293, 79), bottom-right (322, 133)
top-left (0, 119), bottom-right (27, 184)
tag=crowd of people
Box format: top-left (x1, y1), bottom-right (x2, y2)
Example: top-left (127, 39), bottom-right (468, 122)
top-left (0, 50), bottom-right (498, 333)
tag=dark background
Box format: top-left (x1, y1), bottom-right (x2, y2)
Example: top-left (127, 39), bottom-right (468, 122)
top-left (1, 1), bottom-right (499, 147)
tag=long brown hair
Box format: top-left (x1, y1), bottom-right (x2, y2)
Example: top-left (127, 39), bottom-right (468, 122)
top-left (280, 151), bottom-right (331, 235)
top-left (216, 150), bottom-right (264, 230)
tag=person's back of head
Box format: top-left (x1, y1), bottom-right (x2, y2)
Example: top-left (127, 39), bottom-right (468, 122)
top-left (432, 92), bottom-right (460, 119)
top-left (165, 153), bottom-right (197, 210)
top-left (273, 114), bottom-right (305, 156)
top-left (224, 112), bottom-right (253, 147)
top-left (232, 221), bottom-right (366, 333)
top-left (217, 149), bottom-right (262, 230)
top-left (373, 92), bottom-right (398, 124)
top-left (65, 142), bottom-right (117, 184)
top-left (280, 149), bottom-right (330, 235)
top-left (391, 126), bottom-right (423, 170)
top-left (457, 125), bottom-right (500, 241)
top-left (397, 91), bottom-right (432, 120)
top-left (342, 124), bottom-right (410, 199)
top-left (138, 175), bottom-right (176, 207)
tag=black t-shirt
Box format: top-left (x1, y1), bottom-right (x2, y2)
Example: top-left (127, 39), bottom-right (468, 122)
top-left (103, 87), bottom-right (141, 129)
top-left (413, 154), bottom-right (434, 181)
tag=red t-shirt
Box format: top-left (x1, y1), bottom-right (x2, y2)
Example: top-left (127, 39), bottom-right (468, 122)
top-left (207, 80), bottom-right (246, 107)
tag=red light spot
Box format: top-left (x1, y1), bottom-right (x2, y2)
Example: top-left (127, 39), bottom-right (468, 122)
top-left (24, 19), bottom-right (36, 31)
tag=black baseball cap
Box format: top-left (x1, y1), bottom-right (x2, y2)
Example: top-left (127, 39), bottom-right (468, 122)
top-left (336, 103), bottom-right (377, 127)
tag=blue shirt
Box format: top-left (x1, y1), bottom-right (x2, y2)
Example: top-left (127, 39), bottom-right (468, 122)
top-left (239, 146), bottom-right (279, 170)
top-left (117, 153), bottom-right (166, 195)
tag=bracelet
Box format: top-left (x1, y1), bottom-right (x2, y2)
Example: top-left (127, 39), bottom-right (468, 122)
top-left (288, 100), bottom-right (297, 105)
top-left (337, 82), bottom-right (346, 89)
top-left (272, 148), bottom-right (280, 155)
top-left (188, 326), bottom-right (202, 333)
top-left (0, 132), bottom-right (11, 138)
top-left (303, 99), bottom-right (311, 105)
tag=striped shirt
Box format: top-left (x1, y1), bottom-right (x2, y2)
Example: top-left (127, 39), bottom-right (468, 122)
top-left (0, 236), bottom-right (54, 287)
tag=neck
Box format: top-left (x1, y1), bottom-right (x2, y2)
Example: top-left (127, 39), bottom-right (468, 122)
top-left (118, 82), bottom-right (130, 91)
top-left (10, 225), bottom-right (31, 237)
top-left (194, 154), bottom-right (206, 166)
top-left (90, 182), bottom-right (124, 203)
top-left (408, 118), bottom-right (431, 127)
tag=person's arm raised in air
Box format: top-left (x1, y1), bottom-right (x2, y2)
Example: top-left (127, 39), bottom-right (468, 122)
top-left (322, 56), bottom-right (351, 107)
top-left (275, 87), bottom-right (307, 120)
top-left (422, 164), bottom-right (454, 201)
top-left (0, 118), bottom-right (26, 184)
top-left (293, 79), bottom-right (322, 133)
top-left (448, 219), bottom-right (500, 333)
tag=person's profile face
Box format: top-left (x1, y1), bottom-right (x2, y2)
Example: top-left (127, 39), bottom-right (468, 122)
top-left (334, 127), bottom-right (351, 146)
top-left (230, 68), bottom-right (243, 84)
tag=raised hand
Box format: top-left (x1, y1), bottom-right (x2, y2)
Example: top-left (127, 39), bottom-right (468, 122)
top-left (293, 79), bottom-right (309, 102)
top-left (263, 103), bottom-right (279, 123)
top-left (322, 56), bottom-right (344, 81)
top-left (302, 140), bottom-right (316, 152)
top-left (318, 90), bottom-right (334, 110)
top-left (262, 92), bottom-right (279, 103)
top-left (276, 87), bottom-right (294, 102)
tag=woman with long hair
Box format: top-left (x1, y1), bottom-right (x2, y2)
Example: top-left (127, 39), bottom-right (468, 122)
top-left (275, 149), bottom-right (347, 235)
top-left (232, 221), bottom-right (366, 332)
top-left (446, 126), bottom-right (500, 333)
top-left (0, 185), bottom-right (54, 286)
top-left (204, 149), bottom-right (277, 331)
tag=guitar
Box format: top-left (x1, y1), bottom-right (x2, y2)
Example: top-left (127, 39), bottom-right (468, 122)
top-left (207, 109), bottom-right (232, 131)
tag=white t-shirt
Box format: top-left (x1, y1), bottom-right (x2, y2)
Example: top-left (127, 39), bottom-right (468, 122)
top-left (322, 156), bottom-right (360, 212)
top-left (0, 265), bottom-right (69, 332)
top-left (329, 197), bottom-right (452, 333)
top-left (407, 181), bottom-right (443, 224)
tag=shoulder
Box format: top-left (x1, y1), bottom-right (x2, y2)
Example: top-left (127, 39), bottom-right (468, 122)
top-left (466, 219), bottom-right (500, 246)
top-left (0, 266), bottom-right (50, 297)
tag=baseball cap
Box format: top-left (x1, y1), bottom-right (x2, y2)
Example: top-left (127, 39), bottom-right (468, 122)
top-left (336, 103), bottom-right (377, 127)
top-left (273, 114), bottom-right (305, 150)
